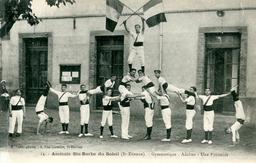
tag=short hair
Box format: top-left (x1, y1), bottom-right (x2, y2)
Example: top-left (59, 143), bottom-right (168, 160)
top-left (15, 89), bottom-right (21, 93)
top-left (61, 84), bottom-right (67, 87)
top-left (130, 68), bottom-right (136, 72)
top-left (154, 70), bottom-right (161, 74)
top-left (190, 86), bottom-right (197, 92)
top-left (138, 69), bottom-right (144, 73)
top-left (80, 84), bottom-right (86, 88)
top-left (48, 117), bottom-right (53, 123)
top-left (126, 84), bottom-right (131, 88)
top-left (111, 74), bottom-right (117, 77)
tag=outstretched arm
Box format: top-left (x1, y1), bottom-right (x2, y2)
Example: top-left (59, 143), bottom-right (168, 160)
top-left (218, 93), bottom-right (230, 98)
top-left (177, 93), bottom-right (186, 103)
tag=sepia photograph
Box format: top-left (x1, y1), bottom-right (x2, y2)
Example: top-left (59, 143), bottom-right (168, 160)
top-left (0, 0), bottom-right (256, 162)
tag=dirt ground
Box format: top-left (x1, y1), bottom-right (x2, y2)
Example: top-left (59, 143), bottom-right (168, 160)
top-left (0, 105), bottom-right (256, 162)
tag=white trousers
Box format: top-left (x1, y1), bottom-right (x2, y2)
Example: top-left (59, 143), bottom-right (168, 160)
top-left (101, 110), bottom-right (113, 126)
top-left (88, 86), bottom-right (102, 95)
top-left (128, 46), bottom-right (145, 66)
top-left (145, 107), bottom-right (154, 127)
top-left (59, 105), bottom-right (69, 123)
top-left (161, 108), bottom-right (172, 129)
top-left (231, 121), bottom-right (242, 142)
top-left (185, 110), bottom-right (196, 130)
top-left (119, 105), bottom-right (130, 138)
top-left (80, 105), bottom-right (90, 125)
top-left (203, 110), bottom-right (214, 131)
top-left (9, 110), bottom-right (23, 134)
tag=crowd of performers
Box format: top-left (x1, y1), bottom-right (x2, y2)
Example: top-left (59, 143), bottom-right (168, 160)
top-left (1, 18), bottom-right (245, 146)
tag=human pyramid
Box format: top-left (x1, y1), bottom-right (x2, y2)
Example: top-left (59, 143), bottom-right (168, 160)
top-left (7, 18), bottom-right (245, 146)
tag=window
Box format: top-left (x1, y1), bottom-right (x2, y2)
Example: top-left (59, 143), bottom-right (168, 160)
top-left (60, 65), bottom-right (81, 84)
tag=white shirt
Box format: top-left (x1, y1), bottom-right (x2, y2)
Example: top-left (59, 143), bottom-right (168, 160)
top-left (130, 31), bottom-right (144, 43)
top-left (138, 76), bottom-right (152, 85)
top-left (50, 88), bottom-right (76, 102)
top-left (141, 90), bottom-right (152, 104)
top-left (102, 96), bottom-right (112, 106)
top-left (234, 100), bottom-right (245, 119)
top-left (120, 90), bottom-right (133, 101)
top-left (121, 74), bottom-right (134, 83)
top-left (198, 95), bottom-right (219, 106)
top-left (10, 96), bottom-right (25, 106)
top-left (158, 77), bottom-right (167, 85)
top-left (157, 94), bottom-right (170, 106)
top-left (35, 95), bottom-right (47, 112)
top-left (78, 91), bottom-right (89, 102)
top-left (185, 96), bottom-right (196, 106)
top-left (104, 79), bottom-right (115, 88)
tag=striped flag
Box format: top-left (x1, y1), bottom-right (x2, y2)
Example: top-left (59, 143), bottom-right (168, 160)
top-left (143, 0), bottom-right (167, 28)
top-left (106, 0), bottom-right (124, 32)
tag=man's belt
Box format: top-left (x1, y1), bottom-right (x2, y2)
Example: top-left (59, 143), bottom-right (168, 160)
top-left (161, 105), bottom-right (169, 110)
top-left (203, 105), bottom-right (213, 111)
top-left (103, 105), bottom-right (112, 111)
top-left (120, 82), bottom-right (127, 86)
top-left (36, 111), bottom-right (44, 115)
top-left (237, 118), bottom-right (245, 125)
top-left (186, 105), bottom-right (194, 110)
top-left (133, 42), bottom-right (143, 46)
top-left (11, 105), bottom-right (23, 110)
top-left (59, 102), bottom-right (68, 106)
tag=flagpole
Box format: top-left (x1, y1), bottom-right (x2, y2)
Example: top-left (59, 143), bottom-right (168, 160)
top-left (159, 23), bottom-right (163, 70)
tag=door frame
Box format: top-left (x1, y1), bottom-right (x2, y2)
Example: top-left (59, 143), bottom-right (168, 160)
top-left (89, 30), bottom-right (129, 108)
top-left (19, 33), bottom-right (53, 103)
top-left (196, 27), bottom-right (247, 96)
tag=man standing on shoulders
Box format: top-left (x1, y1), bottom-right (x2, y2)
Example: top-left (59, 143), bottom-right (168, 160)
top-left (124, 17), bottom-right (145, 72)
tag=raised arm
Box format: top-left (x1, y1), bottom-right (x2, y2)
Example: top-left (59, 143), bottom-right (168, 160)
top-left (141, 17), bottom-right (145, 33)
top-left (49, 88), bottom-right (61, 96)
top-left (123, 20), bottom-right (130, 33)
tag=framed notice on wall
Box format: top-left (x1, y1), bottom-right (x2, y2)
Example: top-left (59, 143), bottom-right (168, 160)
top-left (59, 64), bottom-right (81, 84)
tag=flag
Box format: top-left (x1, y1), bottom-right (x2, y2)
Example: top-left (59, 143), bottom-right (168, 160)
top-left (106, 0), bottom-right (124, 32)
top-left (0, 21), bottom-right (15, 38)
top-left (143, 0), bottom-right (167, 28)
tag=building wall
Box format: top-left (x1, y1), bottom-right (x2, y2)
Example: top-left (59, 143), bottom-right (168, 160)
top-left (1, 0), bottom-right (256, 125)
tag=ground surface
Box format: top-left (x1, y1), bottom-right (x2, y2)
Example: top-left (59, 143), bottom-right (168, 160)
top-left (0, 105), bottom-right (256, 162)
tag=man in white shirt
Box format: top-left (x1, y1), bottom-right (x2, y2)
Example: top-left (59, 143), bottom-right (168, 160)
top-left (198, 88), bottom-right (230, 144)
top-left (154, 70), bottom-right (184, 94)
top-left (177, 86), bottom-right (197, 143)
top-left (78, 84), bottom-right (93, 137)
top-left (140, 86), bottom-right (154, 140)
top-left (88, 75), bottom-right (116, 95)
top-left (225, 87), bottom-right (245, 145)
top-left (124, 17), bottom-right (145, 72)
top-left (100, 88), bottom-right (120, 139)
top-left (156, 91), bottom-right (172, 142)
top-left (49, 83), bottom-right (77, 135)
top-left (118, 69), bottom-right (136, 95)
top-left (35, 86), bottom-right (53, 135)
top-left (8, 89), bottom-right (25, 137)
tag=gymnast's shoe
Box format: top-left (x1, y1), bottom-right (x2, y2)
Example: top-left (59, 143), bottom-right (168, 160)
top-left (128, 135), bottom-right (133, 138)
top-left (78, 133), bottom-right (84, 138)
top-left (208, 140), bottom-right (213, 144)
top-left (65, 131), bottom-right (70, 135)
top-left (201, 139), bottom-right (208, 144)
top-left (181, 139), bottom-right (192, 144)
top-left (110, 135), bottom-right (118, 138)
top-left (84, 133), bottom-right (94, 137)
top-left (59, 131), bottom-right (65, 134)
top-left (144, 135), bottom-right (151, 140)
top-left (121, 137), bottom-right (130, 140)
top-left (99, 135), bottom-right (103, 139)
top-left (161, 138), bottom-right (171, 142)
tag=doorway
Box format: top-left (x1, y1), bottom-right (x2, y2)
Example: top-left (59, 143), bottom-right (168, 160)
top-left (24, 37), bottom-right (48, 104)
top-left (205, 33), bottom-right (240, 112)
top-left (95, 36), bottom-right (124, 108)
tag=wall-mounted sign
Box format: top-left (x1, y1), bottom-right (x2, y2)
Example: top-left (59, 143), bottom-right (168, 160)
top-left (60, 64), bottom-right (81, 84)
